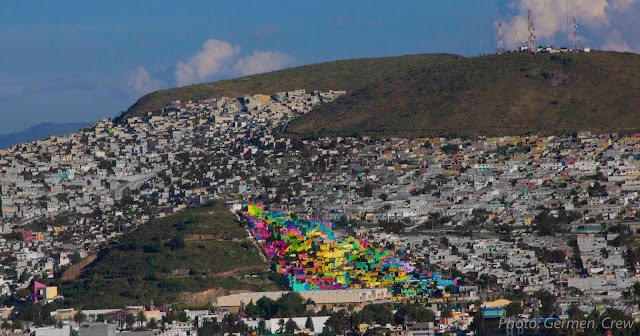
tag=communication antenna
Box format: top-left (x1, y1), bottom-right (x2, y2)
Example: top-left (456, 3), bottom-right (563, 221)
top-left (497, 10), bottom-right (505, 52)
top-left (566, 1), bottom-right (570, 46)
top-left (527, 9), bottom-right (535, 52)
top-left (513, 18), bottom-right (517, 50)
top-left (572, 8), bottom-right (578, 51)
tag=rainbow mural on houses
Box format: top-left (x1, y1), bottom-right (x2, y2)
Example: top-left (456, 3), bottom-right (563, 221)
top-left (242, 204), bottom-right (460, 300)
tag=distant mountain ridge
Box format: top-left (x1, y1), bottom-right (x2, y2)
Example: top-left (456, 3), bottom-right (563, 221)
top-left (0, 122), bottom-right (90, 149)
top-left (118, 51), bottom-right (640, 137)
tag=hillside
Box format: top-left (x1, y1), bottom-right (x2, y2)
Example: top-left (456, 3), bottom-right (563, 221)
top-left (117, 54), bottom-right (458, 120)
top-left (54, 201), bottom-right (278, 309)
top-left (285, 51), bottom-right (640, 137)
top-left (120, 51), bottom-right (640, 137)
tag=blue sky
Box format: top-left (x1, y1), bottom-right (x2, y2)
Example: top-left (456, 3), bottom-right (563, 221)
top-left (0, 0), bottom-right (638, 133)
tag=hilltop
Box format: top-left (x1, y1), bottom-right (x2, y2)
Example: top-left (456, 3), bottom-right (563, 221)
top-left (54, 201), bottom-right (278, 309)
top-left (119, 51), bottom-right (640, 137)
top-left (117, 54), bottom-right (458, 121)
top-left (286, 51), bottom-right (640, 137)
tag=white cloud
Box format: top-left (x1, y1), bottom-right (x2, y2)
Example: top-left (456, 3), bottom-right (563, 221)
top-left (127, 66), bottom-right (167, 94)
top-left (502, 0), bottom-right (638, 50)
top-left (174, 39), bottom-right (240, 86)
top-left (601, 29), bottom-right (631, 51)
top-left (233, 51), bottom-right (292, 76)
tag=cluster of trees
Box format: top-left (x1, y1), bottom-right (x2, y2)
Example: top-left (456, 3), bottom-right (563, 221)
top-left (14, 301), bottom-right (59, 326)
top-left (94, 311), bottom-right (158, 330)
top-left (358, 184), bottom-right (374, 198)
top-left (196, 315), bottom-right (245, 336)
top-left (393, 302), bottom-right (436, 324)
top-left (587, 181), bottom-right (607, 197)
top-left (379, 220), bottom-right (409, 235)
top-left (533, 290), bottom-right (557, 318)
top-left (226, 299), bottom-right (438, 336)
top-left (551, 308), bottom-right (640, 336)
top-left (18, 306), bottom-right (163, 331)
top-left (323, 303), bottom-right (436, 336)
top-left (535, 247), bottom-right (567, 264)
top-left (465, 209), bottom-right (490, 227)
top-left (533, 209), bottom-right (581, 236)
top-left (199, 313), bottom-right (307, 336)
top-left (423, 213), bottom-right (452, 231)
top-left (244, 293), bottom-right (312, 319)
top-left (0, 319), bottom-right (23, 332)
top-left (440, 144), bottom-right (460, 155)
top-left (410, 183), bottom-right (437, 196)
top-left (58, 202), bottom-right (267, 308)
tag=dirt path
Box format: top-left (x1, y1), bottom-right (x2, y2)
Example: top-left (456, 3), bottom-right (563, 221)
top-left (213, 265), bottom-right (265, 278)
top-left (179, 287), bottom-right (250, 306)
top-left (61, 254), bottom-right (97, 280)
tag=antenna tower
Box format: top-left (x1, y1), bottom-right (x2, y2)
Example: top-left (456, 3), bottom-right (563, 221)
top-left (572, 9), bottom-right (578, 51)
top-left (498, 11), bottom-right (505, 52)
top-left (527, 9), bottom-right (535, 51)
top-left (514, 17), bottom-right (518, 50)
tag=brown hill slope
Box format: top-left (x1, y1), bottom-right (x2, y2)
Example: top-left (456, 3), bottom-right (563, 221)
top-left (118, 53), bottom-right (458, 121)
top-left (284, 51), bottom-right (640, 137)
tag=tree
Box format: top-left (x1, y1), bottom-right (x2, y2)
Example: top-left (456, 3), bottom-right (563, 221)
top-left (324, 310), bottom-right (349, 335)
top-left (198, 320), bottom-right (221, 336)
top-left (441, 308), bottom-right (453, 320)
top-left (257, 320), bottom-right (267, 335)
top-left (364, 327), bottom-right (389, 336)
top-left (178, 310), bottom-right (189, 322)
top-left (74, 311), bottom-right (87, 326)
top-left (534, 210), bottom-right (560, 236)
top-left (285, 318), bottom-right (298, 334)
top-left (148, 318), bottom-right (158, 330)
top-left (245, 300), bottom-right (260, 318)
top-left (412, 307), bottom-right (435, 323)
top-left (566, 304), bottom-right (584, 319)
top-left (305, 316), bottom-right (314, 331)
top-left (97, 314), bottom-right (106, 323)
top-left (534, 290), bottom-right (557, 318)
top-left (395, 303), bottom-right (435, 324)
top-left (445, 284), bottom-right (457, 294)
top-left (0, 320), bottom-right (10, 331)
top-left (136, 311), bottom-right (147, 328)
top-left (504, 302), bottom-right (523, 317)
top-left (363, 183), bottom-right (374, 197)
top-left (441, 144), bottom-right (460, 155)
top-left (12, 320), bottom-right (23, 331)
top-left (163, 309), bottom-right (178, 325)
top-left (125, 313), bottom-right (136, 330)
top-left (276, 318), bottom-right (285, 334)
top-left (379, 220), bottom-right (405, 235)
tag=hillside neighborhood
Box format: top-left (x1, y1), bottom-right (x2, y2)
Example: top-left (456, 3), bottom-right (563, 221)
top-left (2, 89), bottom-right (640, 335)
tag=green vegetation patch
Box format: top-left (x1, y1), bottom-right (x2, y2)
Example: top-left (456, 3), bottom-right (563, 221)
top-left (55, 201), bottom-right (276, 308)
top-left (285, 51), bottom-right (640, 138)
